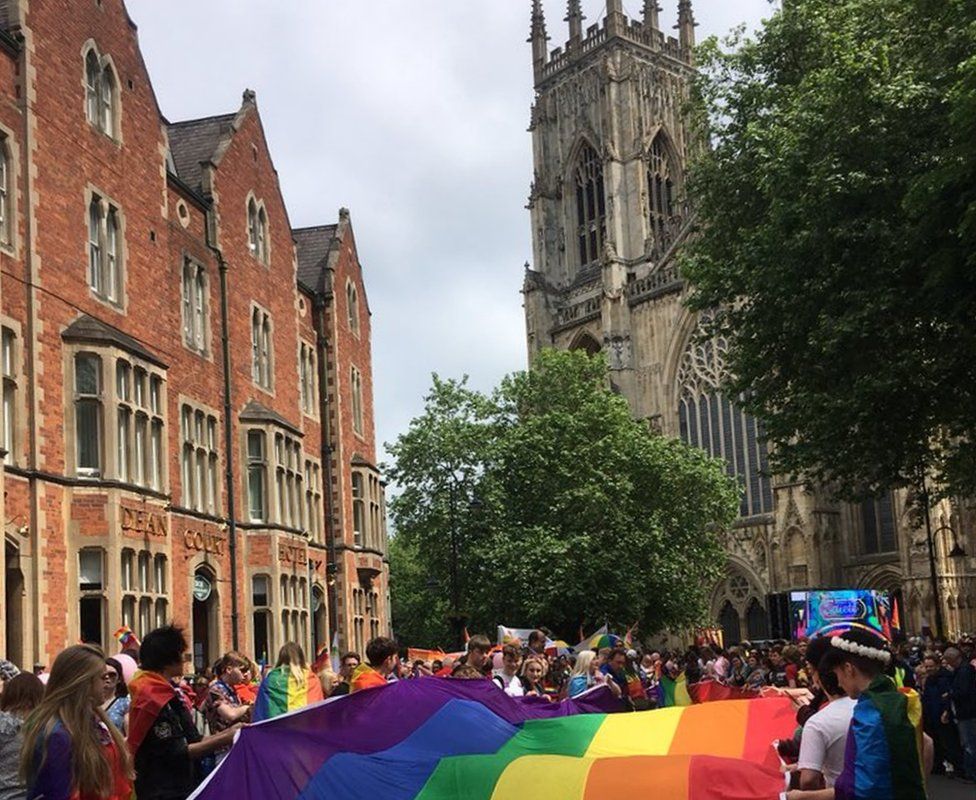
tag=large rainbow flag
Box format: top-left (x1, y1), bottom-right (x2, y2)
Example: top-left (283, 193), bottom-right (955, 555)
top-left (191, 678), bottom-right (796, 800)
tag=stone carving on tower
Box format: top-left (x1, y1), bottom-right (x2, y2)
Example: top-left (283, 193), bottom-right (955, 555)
top-left (520, 1), bottom-right (976, 640)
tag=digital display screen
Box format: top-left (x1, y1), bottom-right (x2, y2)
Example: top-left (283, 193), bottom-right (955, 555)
top-left (790, 589), bottom-right (900, 641)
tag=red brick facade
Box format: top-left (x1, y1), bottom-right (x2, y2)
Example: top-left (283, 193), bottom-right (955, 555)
top-left (0, 0), bottom-right (388, 670)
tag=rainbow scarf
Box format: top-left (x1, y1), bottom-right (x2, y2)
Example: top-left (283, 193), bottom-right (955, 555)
top-left (189, 680), bottom-right (795, 800)
top-left (834, 675), bottom-right (925, 800)
top-left (657, 672), bottom-right (692, 707)
top-left (127, 670), bottom-right (177, 753)
top-left (350, 662), bottom-right (387, 693)
top-left (252, 666), bottom-right (324, 722)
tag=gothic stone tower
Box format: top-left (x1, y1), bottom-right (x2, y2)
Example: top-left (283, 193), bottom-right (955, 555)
top-left (521, 1), bottom-right (976, 641)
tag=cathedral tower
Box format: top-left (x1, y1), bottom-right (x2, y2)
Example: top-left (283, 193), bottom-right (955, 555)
top-left (523, 1), bottom-right (695, 408)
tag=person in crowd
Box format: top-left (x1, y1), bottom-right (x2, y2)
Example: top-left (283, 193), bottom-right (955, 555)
top-left (0, 673), bottom-right (44, 800)
top-left (203, 652), bottom-right (251, 764)
top-left (234, 659), bottom-right (259, 705)
top-left (128, 626), bottom-right (241, 800)
top-left (944, 645), bottom-right (976, 782)
top-left (887, 642), bottom-right (917, 690)
top-left (350, 638), bottom-right (398, 693)
top-left (919, 652), bottom-right (962, 777)
top-left (253, 643), bottom-right (324, 722)
top-left (745, 652), bottom-right (768, 689)
top-left (317, 665), bottom-right (339, 697)
top-left (464, 635), bottom-right (492, 675)
top-left (782, 645), bottom-right (802, 688)
top-left (600, 648), bottom-right (630, 703)
top-left (492, 644), bottom-right (524, 697)
top-left (786, 629), bottom-right (930, 800)
top-left (728, 653), bottom-right (748, 687)
top-left (450, 664), bottom-right (484, 679)
top-left (767, 648), bottom-right (790, 688)
top-left (795, 644), bottom-right (856, 789)
top-left (526, 630), bottom-right (547, 658)
top-left (331, 651), bottom-right (361, 696)
top-left (567, 651), bottom-right (597, 698)
top-left (434, 655), bottom-right (455, 677)
top-left (20, 644), bottom-right (133, 800)
top-left (101, 657), bottom-right (130, 735)
top-left (0, 662), bottom-right (19, 687)
top-left (519, 656), bottom-right (552, 701)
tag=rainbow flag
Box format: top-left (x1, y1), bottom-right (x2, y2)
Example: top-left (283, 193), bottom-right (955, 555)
top-left (252, 666), bottom-right (325, 722)
top-left (189, 679), bottom-right (795, 799)
top-left (834, 676), bottom-right (925, 800)
top-left (128, 670), bottom-right (177, 753)
top-left (657, 672), bottom-right (692, 707)
top-left (113, 624), bottom-right (140, 651)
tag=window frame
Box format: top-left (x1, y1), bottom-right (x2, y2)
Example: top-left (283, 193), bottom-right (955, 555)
top-left (346, 281), bottom-right (360, 336)
top-left (0, 133), bottom-right (12, 249)
top-left (181, 258), bottom-right (209, 355)
top-left (86, 191), bottom-right (124, 307)
top-left (1, 326), bottom-right (17, 466)
top-left (82, 45), bottom-right (119, 140)
top-left (73, 352), bottom-right (103, 478)
top-left (180, 401), bottom-right (220, 515)
top-left (350, 366), bottom-right (364, 436)
top-left (250, 305), bottom-right (274, 391)
top-left (573, 141), bottom-right (607, 268)
top-left (246, 429), bottom-right (268, 523)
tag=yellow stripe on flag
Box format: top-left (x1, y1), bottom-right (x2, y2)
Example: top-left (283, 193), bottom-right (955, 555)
top-left (287, 670), bottom-right (307, 711)
top-left (584, 707), bottom-right (685, 757)
top-left (492, 755), bottom-right (593, 799)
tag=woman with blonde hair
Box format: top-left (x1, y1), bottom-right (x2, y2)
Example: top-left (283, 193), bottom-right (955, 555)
top-left (253, 642), bottom-right (324, 721)
top-left (567, 651), bottom-right (597, 698)
top-left (520, 656), bottom-right (553, 701)
top-left (20, 644), bottom-right (133, 800)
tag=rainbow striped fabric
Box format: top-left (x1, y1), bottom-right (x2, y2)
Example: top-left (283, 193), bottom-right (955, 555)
top-left (191, 678), bottom-right (795, 800)
top-left (252, 665), bottom-right (325, 722)
top-left (834, 676), bottom-right (925, 800)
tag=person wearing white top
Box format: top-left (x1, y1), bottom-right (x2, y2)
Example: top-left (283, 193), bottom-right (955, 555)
top-left (492, 644), bottom-right (524, 698)
top-left (796, 693), bottom-right (856, 788)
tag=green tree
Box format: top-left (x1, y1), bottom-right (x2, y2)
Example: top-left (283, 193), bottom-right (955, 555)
top-left (386, 350), bottom-right (739, 648)
top-left (682, 0), bottom-right (976, 501)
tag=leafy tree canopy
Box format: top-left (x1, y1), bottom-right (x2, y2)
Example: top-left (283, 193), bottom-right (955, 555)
top-left (682, 0), bottom-right (976, 501)
top-left (386, 350), bottom-right (739, 649)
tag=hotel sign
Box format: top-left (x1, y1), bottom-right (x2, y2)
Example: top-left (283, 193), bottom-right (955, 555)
top-left (121, 506), bottom-right (168, 539)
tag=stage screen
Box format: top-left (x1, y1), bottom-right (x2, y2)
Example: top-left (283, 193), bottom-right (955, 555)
top-left (790, 589), bottom-right (900, 641)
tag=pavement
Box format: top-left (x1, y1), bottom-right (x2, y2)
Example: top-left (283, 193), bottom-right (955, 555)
top-left (929, 775), bottom-right (976, 799)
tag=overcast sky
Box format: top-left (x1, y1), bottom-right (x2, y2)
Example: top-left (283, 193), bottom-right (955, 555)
top-left (128, 0), bottom-right (771, 465)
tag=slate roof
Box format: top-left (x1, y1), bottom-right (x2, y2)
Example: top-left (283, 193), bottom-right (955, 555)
top-left (167, 113), bottom-right (236, 192)
top-left (239, 399), bottom-right (302, 436)
top-left (293, 225), bottom-right (338, 295)
top-left (62, 314), bottom-right (167, 368)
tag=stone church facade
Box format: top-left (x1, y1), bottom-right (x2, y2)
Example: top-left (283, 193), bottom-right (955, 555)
top-left (522, 1), bottom-right (976, 641)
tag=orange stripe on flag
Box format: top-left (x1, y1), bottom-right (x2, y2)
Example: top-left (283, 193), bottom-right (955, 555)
top-left (584, 755), bottom-right (691, 799)
top-left (669, 700), bottom-right (750, 759)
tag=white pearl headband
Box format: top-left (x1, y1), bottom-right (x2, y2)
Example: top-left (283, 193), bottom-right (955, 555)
top-left (829, 635), bottom-right (891, 664)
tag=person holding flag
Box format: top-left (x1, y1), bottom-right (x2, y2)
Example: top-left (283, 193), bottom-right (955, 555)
top-left (253, 643), bottom-right (324, 722)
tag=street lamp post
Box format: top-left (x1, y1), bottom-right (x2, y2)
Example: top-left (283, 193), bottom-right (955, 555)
top-left (448, 480), bottom-right (463, 650)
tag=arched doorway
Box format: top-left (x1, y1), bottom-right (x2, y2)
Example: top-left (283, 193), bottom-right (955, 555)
top-left (4, 540), bottom-right (23, 668)
top-left (746, 598), bottom-right (770, 640)
top-left (192, 566), bottom-right (218, 672)
top-left (719, 601), bottom-right (741, 645)
top-left (569, 331), bottom-right (601, 356)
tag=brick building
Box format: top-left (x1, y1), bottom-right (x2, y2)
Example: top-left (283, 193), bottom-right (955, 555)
top-left (0, 0), bottom-right (389, 671)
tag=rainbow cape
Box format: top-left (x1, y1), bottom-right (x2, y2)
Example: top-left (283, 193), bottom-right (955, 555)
top-left (127, 670), bottom-right (177, 753)
top-left (252, 666), bottom-right (325, 722)
top-left (834, 676), bottom-right (925, 800)
top-left (190, 678), bottom-right (795, 800)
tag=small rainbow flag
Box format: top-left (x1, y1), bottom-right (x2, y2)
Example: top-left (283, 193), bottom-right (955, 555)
top-left (657, 672), bottom-right (692, 707)
top-left (252, 665), bottom-right (325, 722)
top-left (113, 624), bottom-right (140, 651)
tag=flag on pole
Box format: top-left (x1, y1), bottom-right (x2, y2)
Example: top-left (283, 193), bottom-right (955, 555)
top-left (113, 625), bottom-right (140, 651)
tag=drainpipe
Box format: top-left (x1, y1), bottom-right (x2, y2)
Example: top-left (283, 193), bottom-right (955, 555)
top-left (313, 292), bottom-right (339, 640)
top-left (206, 223), bottom-right (240, 650)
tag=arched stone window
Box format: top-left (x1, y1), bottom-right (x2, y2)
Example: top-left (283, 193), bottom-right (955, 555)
top-left (569, 331), bottom-right (601, 357)
top-left (718, 601), bottom-right (740, 645)
top-left (676, 328), bottom-right (773, 516)
top-left (648, 132), bottom-right (679, 254)
top-left (861, 494), bottom-right (897, 554)
top-left (746, 598), bottom-right (770, 640)
top-left (574, 142), bottom-right (606, 268)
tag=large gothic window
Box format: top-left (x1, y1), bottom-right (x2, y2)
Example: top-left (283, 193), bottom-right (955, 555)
top-left (718, 601), bottom-right (740, 645)
top-left (574, 143), bottom-right (606, 268)
top-left (648, 133), bottom-right (679, 254)
top-left (746, 598), bottom-right (770, 640)
top-left (861, 494), bottom-right (897, 554)
top-left (677, 331), bottom-right (773, 517)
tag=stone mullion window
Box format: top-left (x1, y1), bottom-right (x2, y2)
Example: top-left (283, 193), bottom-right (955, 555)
top-left (278, 574), bottom-right (309, 652)
top-left (346, 282), bottom-right (360, 336)
top-left (246, 429), bottom-right (268, 522)
top-left (574, 142), bottom-right (606, 268)
top-left (251, 574), bottom-right (273, 661)
top-left (182, 259), bottom-right (208, 354)
top-left (304, 459), bottom-right (322, 542)
top-left (78, 546), bottom-right (107, 648)
top-left (299, 342), bottom-right (316, 416)
top-left (272, 433), bottom-right (303, 529)
top-left (114, 362), bottom-right (164, 489)
top-left (121, 548), bottom-right (169, 639)
top-left (88, 194), bottom-right (124, 306)
top-left (647, 133), bottom-right (679, 255)
top-left (0, 135), bottom-right (11, 248)
top-left (83, 46), bottom-right (118, 139)
top-left (350, 367), bottom-right (363, 436)
top-left (247, 197), bottom-right (270, 264)
top-left (181, 403), bottom-right (219, 514)
top-left (74, 352), bottom-right (103, 478)
top-left (2, 327), bottom-right (17, 465)
top-left (251, 306), bottom-right (273, 391)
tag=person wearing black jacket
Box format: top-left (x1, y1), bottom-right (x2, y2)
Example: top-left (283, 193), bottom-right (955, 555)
top-left (920, 654), bottom-right (961, 776)
top-left (945, 646), bottom-right (976, 781)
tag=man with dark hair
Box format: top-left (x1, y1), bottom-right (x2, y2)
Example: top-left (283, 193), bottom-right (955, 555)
top-left (129, 626), bottom-right (240, 800)
top-left (600, 647), bottom-right (630, 705)
top-left (944, 646), bottom-right (976, 781)
top-left (330, 651), bottom-right (361, 697)
top-left (350, 637), bottom-right (398, 693)
top-left (464, 635), bottom-right (492, 674)
top-left (492, 643), bottom-right (524, 697)
top-left (527, 630), bottom-right (547, 657)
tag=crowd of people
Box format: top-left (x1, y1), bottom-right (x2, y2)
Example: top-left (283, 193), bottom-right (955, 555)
top-left (0, 624), bottom-right (969, 798)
